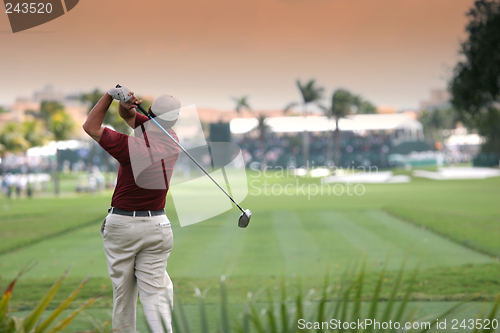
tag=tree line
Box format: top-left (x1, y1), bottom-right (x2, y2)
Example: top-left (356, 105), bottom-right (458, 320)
top-left (234, 83), bottom-right (378, 168)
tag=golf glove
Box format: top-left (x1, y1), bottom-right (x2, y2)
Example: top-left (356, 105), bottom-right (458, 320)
top-left (108, 84), bottom-right (132, 102)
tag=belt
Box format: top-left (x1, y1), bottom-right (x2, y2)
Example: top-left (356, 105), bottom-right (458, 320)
top-left (108, 207), bottom-right (165, 217)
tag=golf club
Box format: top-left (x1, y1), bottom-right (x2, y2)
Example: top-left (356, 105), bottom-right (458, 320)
top-left (135, 103), bottom-right (252, 228)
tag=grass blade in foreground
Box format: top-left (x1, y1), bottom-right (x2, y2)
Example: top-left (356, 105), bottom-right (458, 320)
top-left (0, 262), bottom-right (36, 323)
top-left (34, 275), bottom-right (92, 333)
top-left (195, 287), bottom-right (210, 333)
top-left (153, 258), bottom-right (500, 333)
top-left (0, 267), bottom-right (98, 333)
top-left (45, 294), bottom-right (100, 333)
top-left (24, 268), bottom-right (70, 333)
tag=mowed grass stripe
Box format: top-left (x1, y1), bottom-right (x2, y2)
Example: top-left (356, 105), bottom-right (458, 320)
top-left (317, 210), bottom-right (493, 272)
top-left (362, 210), bottom-right (494, 267)
top-left (317, 211), bottom-right (401, 269)
top-left (0, 194), bottom-right (110, 254)
top-left (293, 210), bottom-right (362, 275)
top-left (347, 210), bottom-right (442, 256)
top-left (386, 205), bottom-right (500, 257)
top-left (0, 221), bottom-right (108, 279)
top-left (168, 211), bottom-right (242, 278)
top-left (171, 214), bottom-right (247, 278)
top-left (271, 210), bottom-right (324, 275)
top-left (230, 211), bottom-right (284, 277)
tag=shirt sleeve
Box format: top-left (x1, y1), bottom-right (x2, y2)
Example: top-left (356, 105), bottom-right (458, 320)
top-left (135, 113), bottom-right (150, 128)
top-left (98, 127), bottom-right (131, 165)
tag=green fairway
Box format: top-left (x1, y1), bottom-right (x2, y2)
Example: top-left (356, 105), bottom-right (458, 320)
top-left (1, 170), bottom-right (499, 328)
top-left (0, 205), bottom-right (494, 281)
top-left (242, 172), bottom-right (500, 257)
top-left (0, 193), bottom-right (110, 254)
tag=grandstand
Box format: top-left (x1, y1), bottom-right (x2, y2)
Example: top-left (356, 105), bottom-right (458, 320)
top-left (230, 114), bottom-right (427, 168)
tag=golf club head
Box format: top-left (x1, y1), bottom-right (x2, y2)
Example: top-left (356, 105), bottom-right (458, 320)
top-left (238, 209), bottom-right (252, 228)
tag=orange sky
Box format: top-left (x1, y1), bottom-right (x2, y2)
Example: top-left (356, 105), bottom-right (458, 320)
top-left (1, 0), bottom-right (473, 110)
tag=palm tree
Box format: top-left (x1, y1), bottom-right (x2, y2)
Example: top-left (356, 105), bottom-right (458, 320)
top-left (256, 113), bottom-right (270, 169)
top-left (296, 79), bottom-right (324, 166)
top-left (283, 102), bottom-right (298, 115)
top-left (351, 95), bottom-right (377, 114)
top-left (320, 89), bottom-right (354, 167)
top-left (232, 96), bottom-right (252, 115)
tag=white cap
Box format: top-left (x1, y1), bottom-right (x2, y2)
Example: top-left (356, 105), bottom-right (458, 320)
top-left (150, 94), bottom-right (181, 121)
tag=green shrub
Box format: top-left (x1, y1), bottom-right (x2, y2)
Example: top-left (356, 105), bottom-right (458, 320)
top-left (0, 264), bottom-right (99, 333)
top-left (167, 260), bottom-right (500, 333)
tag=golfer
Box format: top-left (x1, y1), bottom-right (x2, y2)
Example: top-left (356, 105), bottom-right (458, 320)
top-left (83, 85), bottom-right (181, 333)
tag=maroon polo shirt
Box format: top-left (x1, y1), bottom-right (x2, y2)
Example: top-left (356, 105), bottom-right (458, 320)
top-left (98, 113), bottom-right (180, 211)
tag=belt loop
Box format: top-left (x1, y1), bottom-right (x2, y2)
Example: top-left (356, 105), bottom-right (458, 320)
top-left (133, 211), bottom-right (136, 217)
top-left (148, 211), bottom-right (151, 217)
top-left (110, 207), bottom-right (114, 214)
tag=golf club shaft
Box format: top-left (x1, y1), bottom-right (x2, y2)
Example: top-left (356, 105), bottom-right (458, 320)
top-left (135, 104), bottom-right (245, 213)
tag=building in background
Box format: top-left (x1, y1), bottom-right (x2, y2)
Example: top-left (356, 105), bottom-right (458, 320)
top-left (376, 106), bottom-right (397, 114)
top-left (9, 97), bottom-right (40, 123)
top-left (419, 88), bottom-right (451, 111)
top-left (1, 85), bottom-right (89, 138)
top-left (32, 85), bottom-right (65, 103)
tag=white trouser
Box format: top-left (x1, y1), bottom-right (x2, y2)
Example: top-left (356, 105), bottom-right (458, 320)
top-left (101, 212), bottom-right (174, 333)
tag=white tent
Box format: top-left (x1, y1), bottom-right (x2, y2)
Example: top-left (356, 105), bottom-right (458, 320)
top-left (230, 114), bottom-right (423, 139)
top-left (27, 140), bottom-right (90, 157)
top-left (445, 133), bottom-right (484, 146)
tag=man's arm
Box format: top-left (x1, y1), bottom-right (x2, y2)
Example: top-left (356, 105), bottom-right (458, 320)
top-left (83, 87), bottom-right (141, 142)
top-left (82, 93), bottom-right (113, 142)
